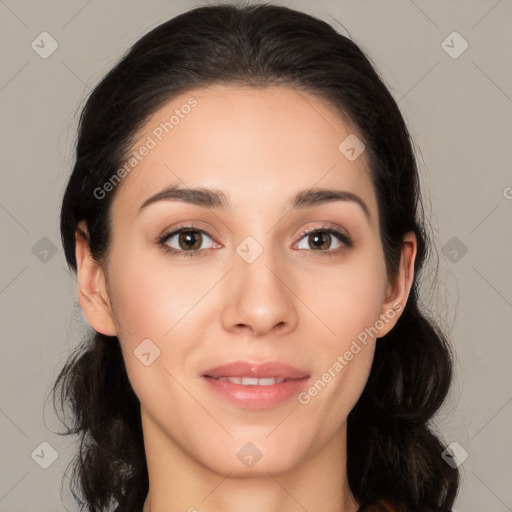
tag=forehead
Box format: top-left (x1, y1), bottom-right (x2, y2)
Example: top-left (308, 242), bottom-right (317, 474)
top-left (110, 84), bottom-right (377, 221)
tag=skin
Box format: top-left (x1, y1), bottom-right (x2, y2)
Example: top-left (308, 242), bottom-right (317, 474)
top-left (75, 84), bottom-right (416, 512)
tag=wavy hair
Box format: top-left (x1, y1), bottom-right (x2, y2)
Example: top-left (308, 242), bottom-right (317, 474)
top-left (52, 3), bottom-right (459, 511)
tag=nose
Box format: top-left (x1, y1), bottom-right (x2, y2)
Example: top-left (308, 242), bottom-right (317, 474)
top-left (220, 248), bottom-right (299, 338)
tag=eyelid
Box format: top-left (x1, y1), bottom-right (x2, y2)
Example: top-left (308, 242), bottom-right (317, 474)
top-left (294, 222), bottom-right (352, 245)
top-left (157, 220), bottom-right (217, 241)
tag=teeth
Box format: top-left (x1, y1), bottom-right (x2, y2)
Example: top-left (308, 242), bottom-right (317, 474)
top-left (216, 376), bottom-right (286, 385)
top-left (241, 377), bottom-right (259, 385)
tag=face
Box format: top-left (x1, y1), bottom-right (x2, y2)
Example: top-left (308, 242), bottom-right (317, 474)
top-left (77, 84), bottom-right (415, 477)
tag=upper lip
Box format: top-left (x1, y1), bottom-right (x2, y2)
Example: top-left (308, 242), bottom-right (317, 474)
top-left (203, 361), bottom-right (309, 380)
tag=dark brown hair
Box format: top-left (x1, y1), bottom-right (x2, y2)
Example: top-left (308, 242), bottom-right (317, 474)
top-left (52, 3), bottom-right (459, 511)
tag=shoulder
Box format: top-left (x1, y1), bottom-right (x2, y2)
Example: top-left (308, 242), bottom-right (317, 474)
top-left (377, 498), bottom-right (408, 511)
top-left (377, 498), bottom-right (411, 512)
top-left (374, 499), bottom-right (447, 512)
top-left (358, 498), bottom-right (403, 511)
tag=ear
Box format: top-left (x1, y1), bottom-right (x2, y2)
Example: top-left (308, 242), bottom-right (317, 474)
top-left (375, 231), bottom-right (417, 338)
top-left (75, 220), bottom-right (117, 336)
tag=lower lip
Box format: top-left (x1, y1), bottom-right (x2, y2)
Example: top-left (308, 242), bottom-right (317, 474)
top-left (203, 376), bottom-right (310, 409)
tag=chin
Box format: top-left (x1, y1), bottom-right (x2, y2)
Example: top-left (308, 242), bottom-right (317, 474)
top-left (211, 457), bottom-right (300, 478)
top-left (199, 440), bottom-right (305, 478)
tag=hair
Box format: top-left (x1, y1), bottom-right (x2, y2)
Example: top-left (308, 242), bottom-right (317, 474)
top-left (52, 3), bottom-right (459, 511)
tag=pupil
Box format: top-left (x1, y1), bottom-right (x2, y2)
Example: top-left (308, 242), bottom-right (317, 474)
top-left (180, 231), bottom-right (201, 250)
top-left (310, 232), bottom-right (330, 250)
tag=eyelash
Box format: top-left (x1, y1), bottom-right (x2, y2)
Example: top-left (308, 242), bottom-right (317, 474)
top-left (157, 224), bottom-right (353, 259)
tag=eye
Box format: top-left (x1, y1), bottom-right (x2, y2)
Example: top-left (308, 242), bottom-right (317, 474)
top-left (294, 226), bottom-right (352, 257)
top-left (157, 224), bottom-right (353, 259)
top-left (158, 227), bottom-right (217, 258)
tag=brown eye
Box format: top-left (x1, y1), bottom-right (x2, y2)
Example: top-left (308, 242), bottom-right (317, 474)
top-left (296, 228), bottom-right (346, 252)
top-left (293, 225), bottom-right (353, 259)
top-left (177, 230), bottom-right (203, 250)
top-left (161, 228), bottom-right (215, 253)
top-left (307, 231), bottom-right (332, 250)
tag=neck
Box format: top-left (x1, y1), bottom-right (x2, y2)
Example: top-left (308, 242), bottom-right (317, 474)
top-left (140, 409), bottom-right (359, 512)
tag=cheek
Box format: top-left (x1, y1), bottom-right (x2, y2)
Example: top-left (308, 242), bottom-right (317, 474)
top-left (297, 329), bottom-right (377, 444)
top-left (293, 253), bottom-right (386, 425)
top-left (106, 250), bottom-right (217, 402)
top-left (297, 253), bottom-right (387, 345)
top-left (108, 246), bottom-right (215, 342)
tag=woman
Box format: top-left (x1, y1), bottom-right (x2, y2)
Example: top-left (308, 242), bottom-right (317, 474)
top-left (52, 3), bottom-right (459, 511)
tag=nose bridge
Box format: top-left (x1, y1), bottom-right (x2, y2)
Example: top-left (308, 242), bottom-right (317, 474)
top-left (220, 229), bottom-right (298, 336)
top-left (231, 211), bottom-right (279, 276)
top-left (234, 230), bottom-right (286, 304)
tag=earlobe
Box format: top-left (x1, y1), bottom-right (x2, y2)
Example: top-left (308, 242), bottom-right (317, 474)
top-left (376, 231), bottom-right (417, 338)
top-left (75, 221), bottom-right (117, 336)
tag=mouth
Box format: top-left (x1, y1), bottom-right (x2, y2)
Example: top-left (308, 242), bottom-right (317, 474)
top-left (201, 361), bottom-right (310, 409)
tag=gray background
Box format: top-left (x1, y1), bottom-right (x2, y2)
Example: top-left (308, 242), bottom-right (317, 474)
top-left (1, 0), bottom-right (511, 510)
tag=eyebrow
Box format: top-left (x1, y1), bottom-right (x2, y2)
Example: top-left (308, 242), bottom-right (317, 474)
top-left (137, 184), bottom-right (371, 222)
